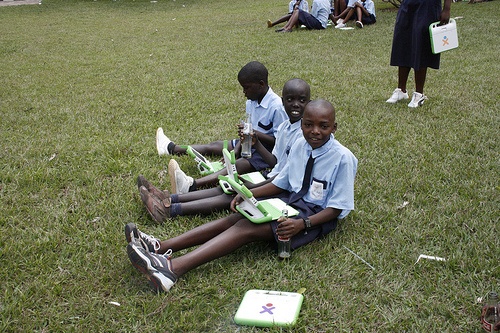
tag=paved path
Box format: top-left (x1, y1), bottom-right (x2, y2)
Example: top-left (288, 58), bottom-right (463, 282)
top-left (0, 0), bottom-right (41, 6)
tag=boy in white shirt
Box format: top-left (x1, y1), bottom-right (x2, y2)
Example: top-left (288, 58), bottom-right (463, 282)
top-left (267, 0), bottom-right (310, 28)
top-left (125, 99), bottom-right (358, 293)
top-left (334, 0), bottom-right (376, 29)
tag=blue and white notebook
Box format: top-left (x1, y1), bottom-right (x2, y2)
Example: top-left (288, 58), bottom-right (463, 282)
top-left (234, 289), bottom-right (304, 327)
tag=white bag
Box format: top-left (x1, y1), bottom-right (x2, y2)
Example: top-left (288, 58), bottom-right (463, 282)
top-left (429, 18), bottom-right (459, 54)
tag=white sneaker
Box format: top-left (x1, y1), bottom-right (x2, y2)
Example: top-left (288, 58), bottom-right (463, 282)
top-left (168, 159), bottom-right (180, 194)
top-left (355, 20), bottom-right (363, 28)
top-left (335, 22), bottom-right (346, 29)
top-left (336, 18), bottom-right (343, 24)
top-left (156, 127), bottom-right (171, 156)
top-left (408, 92), bottom-right (428, 108)
top-left (174, 169), bottom-right (194, 195)
top-left (386, 88), bottom-right (409, 103)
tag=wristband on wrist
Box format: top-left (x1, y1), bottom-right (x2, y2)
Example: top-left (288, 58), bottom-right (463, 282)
top-left (303, 218), bottom-right (311, 234)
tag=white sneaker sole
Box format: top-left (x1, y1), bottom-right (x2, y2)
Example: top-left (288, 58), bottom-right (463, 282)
top-left (168, 159), bottom-right (179, 194)
top-left (156, 127), bottom-right (169, 156)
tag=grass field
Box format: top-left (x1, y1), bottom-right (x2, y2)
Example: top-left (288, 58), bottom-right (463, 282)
top-left (0, 0), bottom-right (499, 331)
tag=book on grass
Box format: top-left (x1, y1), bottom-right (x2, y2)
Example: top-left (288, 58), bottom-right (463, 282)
top-left (234, 289), bottom-right (304, 327)
top-left (218, 175), bottom-right (298, 224)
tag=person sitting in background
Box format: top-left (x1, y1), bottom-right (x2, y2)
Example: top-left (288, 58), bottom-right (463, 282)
top-left (334, 0), bottom-right (376, 29)
top-left (270, 0), bottom-right (331, 32)
top-left (267, 0), bottom-right (310, 28)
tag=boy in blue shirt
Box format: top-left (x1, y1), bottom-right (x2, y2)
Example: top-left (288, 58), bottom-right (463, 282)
top-left (157, 61), bottom-right (287, 193)
top-left (136, 79), bottom-right (311, 222)
top-left (274, 0), bottom-right (331, 32)
top-left (267, 0), bottom-right (310, 28)
top-left (157, 61), bottom-right (286, 159)
top-left (334, 0), bottom-right (376, 29)
top-left (126, 99), bottom-right (358, 292)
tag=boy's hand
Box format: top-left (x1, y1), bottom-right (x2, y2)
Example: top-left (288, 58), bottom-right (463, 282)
top-left (230, 194), bottom-right (243, 212)
top-left (238, 175), bottom-right (256, 189)
top-left (276, 218), bottom-right (302, 238)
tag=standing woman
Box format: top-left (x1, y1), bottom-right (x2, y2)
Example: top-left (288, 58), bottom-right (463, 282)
top-left (386, 0), bottom-right (452, 107)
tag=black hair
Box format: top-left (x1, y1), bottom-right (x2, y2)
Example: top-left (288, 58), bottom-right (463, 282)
top-left (237, 61), bottom-right (268, 84)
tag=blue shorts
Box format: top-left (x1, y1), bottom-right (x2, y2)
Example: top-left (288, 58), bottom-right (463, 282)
top-left (247, 149), bottom-right (272, 171)
top-left (268, 193), bottom-right (338, 251)
top-left (362, 14), bottom-right (376, 25)
top-left (231, 139), bottom-right (273, 171)
top-left (298, 9), bottom-right (324, 30)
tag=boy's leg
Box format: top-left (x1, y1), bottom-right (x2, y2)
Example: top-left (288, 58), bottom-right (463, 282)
top-left (355, 7), bottom-right (364, 27)
top-left (268, 14), bottom-right (292, 27)
top-left (281, 9), bottom-right (300, 31)
top-left (333, 7), bottom-right (350, 21)
top-left (356, 7), bottom-right (362, 21)
top-left (173, 194), bottom-right (235, 217)
top-left (170, 157), bottom-right (255, 193)
top-left (156, 214), bottom-right (242, 254)
top-left (343, 8), bottom-right (355, 22)
top-left (193, 157), bottom-right (255, 188)
top-left (334, 0), bottom-right (347, 16)
top-left (157, 127), bottom-right (235, 157)
top-left (166, 217), bottom-right (275, 277)
top-left (175, 186), bottom-right (225, 203)
top-left (183, 140), bottom-right (233, 157)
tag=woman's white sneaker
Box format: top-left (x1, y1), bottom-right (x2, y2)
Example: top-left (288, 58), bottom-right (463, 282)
top-left (386, 88), bottom-right (409, 103)
top-left (408, 92), bottom-right (428, 108)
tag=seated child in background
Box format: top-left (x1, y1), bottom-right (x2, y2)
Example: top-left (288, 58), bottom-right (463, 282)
top-left (289, 0), bottom-right (310, 13)
top-left (334, 0), bottom-right (376, 29)
top-left (125, 99), bottom-right (358, 293)
top-left (329, 0), bottom-right (347, 21)
top-left (267, 0), bottom-right (309, 28)
top-left (156, 61), bottom-right (287, 163)
top-left (271, 0), bottom-right (331, 32)
top-left (136, 79), bottom-right (311, 222)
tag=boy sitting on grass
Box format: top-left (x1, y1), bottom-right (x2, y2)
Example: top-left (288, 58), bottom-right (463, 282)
top-left (156, 61), bottom-right (287, 189)
top-left (137, 79), bottom-right (311, 222)
top-left (125, 99), bottom-right (358, 292)
top-left (334, 0), bottom-right (376, 29)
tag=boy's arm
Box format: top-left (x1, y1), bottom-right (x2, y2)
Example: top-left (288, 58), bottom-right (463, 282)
top-left (250, 181), bottom-right (283, 198)
top-left (277, 207), bottom-right (342, 239)
top-left (239, 175), bottom-right (274, 189)
top-left (254, 130), bottom-right (276, 148)
top-left (229, 181), bottom-right (283, 212)
top-left (252, 134), bottom-right (278, 168)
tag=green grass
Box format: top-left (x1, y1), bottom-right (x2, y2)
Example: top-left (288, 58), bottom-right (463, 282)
top-left (1, 0), bottom-right (498, 331)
